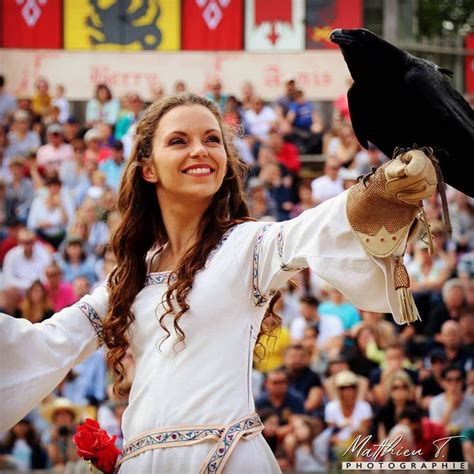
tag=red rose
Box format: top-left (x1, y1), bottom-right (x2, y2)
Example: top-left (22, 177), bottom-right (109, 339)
top-left (95, 436), bottom-right (121, 473)
top-left (73, 419), bottom-right (121, 473)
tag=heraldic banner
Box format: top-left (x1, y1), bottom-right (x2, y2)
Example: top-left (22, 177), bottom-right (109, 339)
top-left (182, 0), bottom-right (243, 50)
top-left (244, 0), bottom-right (305, 52)
top-left (64, 0), bottom-right (180, 51)
top-left (1, 0), bottom-right (62, 48)
top-left (306, 0), bottom-right (362, 49)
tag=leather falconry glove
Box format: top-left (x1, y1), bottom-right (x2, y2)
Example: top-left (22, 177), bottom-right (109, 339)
top-left (346, 149), bottom-right (437, 324)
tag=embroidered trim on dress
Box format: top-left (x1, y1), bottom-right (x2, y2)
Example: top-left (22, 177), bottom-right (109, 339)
top-left (252, 223), bottom-right (272, 306)
top-left (145, 226), bottom-right (238, 286)
top-left (277, 223), bottom-right (307, 272)
top-left (76, 302), bottom-right (104, 343)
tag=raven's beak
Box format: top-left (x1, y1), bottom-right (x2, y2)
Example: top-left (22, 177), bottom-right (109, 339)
top-left (330, 29), bottom-right (353, 46)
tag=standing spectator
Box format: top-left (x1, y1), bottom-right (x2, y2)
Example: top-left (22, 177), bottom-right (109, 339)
top-left (43, 262), bottom-right (77, 312)
top-left (27, 176), bottom-right (71, 249)
top-left (310, 158), bottom-right (344, 205)
top-left (31, 77), bottom-right (52, 118)
top-left (114, 93), bottom-right (144, 140)
top-left (0, 419), bottom-right (48, 471)
top-left (99, 140), bottom-right (125, 192)
top-left (2, 228), bottom-right (51, 292)
top-left (52, 85), bottom-right (70, 124)
top-left (5, 111), bottom-right (41, 160)
top-left (14, 280), bottom-right (54, 323)
top-left (36, 124), bottom-right (73, 174)
top-left (85, 84), bottom-right (120, 127)
top-left (6, 157), bottom-right (34, 223)
top-left (0, 75), bottom-right (16, 125)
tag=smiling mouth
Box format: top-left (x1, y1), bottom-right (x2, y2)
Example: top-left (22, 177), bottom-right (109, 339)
top-left (182, 167), bottom-right (215, 176)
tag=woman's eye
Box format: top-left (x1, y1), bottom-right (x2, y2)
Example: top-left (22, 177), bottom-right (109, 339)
top-left (170, 138), bottom-right (185, 145)
top-left (207, 135), bottom-right (221, 143)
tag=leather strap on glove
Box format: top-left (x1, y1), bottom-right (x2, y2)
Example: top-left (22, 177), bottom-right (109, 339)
top-left (346, 149), bottom-right (437, 324)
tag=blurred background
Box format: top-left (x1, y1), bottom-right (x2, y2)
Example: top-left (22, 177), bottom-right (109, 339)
top-left (0, 0), bottom-right (473, 472)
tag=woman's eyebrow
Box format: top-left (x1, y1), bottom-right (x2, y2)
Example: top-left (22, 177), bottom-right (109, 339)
top-left (163, 129), bottom-right (221, 140)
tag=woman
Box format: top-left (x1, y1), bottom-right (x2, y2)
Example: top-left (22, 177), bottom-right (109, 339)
top-left (374, 370), bottom-right (416, 442)
top-left (0, 94), bottom-right (435, 472)
top-left (14, 280), bottom-right (54, 323)
top-left (85, 84), bottom-right (120, 127)
top-left (58, 237), bottom-right (96, 284)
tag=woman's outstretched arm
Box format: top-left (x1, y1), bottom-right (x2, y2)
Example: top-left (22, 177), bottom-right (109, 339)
top-left (0, 284), bottom-right (108, 431)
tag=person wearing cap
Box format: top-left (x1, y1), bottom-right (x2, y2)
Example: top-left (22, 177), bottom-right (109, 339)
top-left (324, 370), bottom-right (372, 460)
top-left (36, 124), bottom-right (73, 173)
top-left (5, 110), bottom-right (41, 159)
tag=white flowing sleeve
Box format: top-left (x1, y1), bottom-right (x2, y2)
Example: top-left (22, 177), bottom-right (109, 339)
top-left (252, 190), bottom-right (402, 321)
top-left (0, 284), bottom-right (108, 431)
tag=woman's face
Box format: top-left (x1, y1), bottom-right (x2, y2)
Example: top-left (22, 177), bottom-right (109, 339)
top-left (30, 283), bottom-right (45, 302)
top-left (144, 105), bottom-right (227, 207)
top-left (67, 243), bottom-right (82, 260)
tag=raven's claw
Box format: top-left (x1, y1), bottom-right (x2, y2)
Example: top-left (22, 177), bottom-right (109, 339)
top-left (357, 167), bottom-right (377, 188)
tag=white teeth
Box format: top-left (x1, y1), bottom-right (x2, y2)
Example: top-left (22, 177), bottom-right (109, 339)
top-left (185, 168), bottom-right (212, 175)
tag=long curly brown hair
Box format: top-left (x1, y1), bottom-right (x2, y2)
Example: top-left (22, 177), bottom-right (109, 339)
top-left (103, 94), bottom-right (281, 396)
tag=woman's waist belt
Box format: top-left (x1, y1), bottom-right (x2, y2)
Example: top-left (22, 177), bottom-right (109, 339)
top-left (117, 412), bottom-right (263, 473)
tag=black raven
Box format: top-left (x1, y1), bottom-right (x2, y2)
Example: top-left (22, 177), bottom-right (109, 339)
top-left (330, 28), bottom-right (474, 197)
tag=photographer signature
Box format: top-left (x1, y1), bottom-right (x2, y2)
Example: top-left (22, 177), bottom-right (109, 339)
top-left (343, 434), bottom-right (467, 459)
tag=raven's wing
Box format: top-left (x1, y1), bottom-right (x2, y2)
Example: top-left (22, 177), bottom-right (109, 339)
top-left (404, 64), bottom-right (474, 141)
top-left (347, 84), bottom-right (369, 149)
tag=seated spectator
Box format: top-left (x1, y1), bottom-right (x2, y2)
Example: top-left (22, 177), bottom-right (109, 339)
top-left (323, 354), bottom-right (369, 401)
top-left (0, 419), bottom-right (48, 471)
top-left (318, 286), bottom-right (361, 332)
top-left (241, 80), bottom-right (255, 110)
top-left (274, 76), bottom-right (298, 120)
top-left (31, 77), bottom-right (52, 118)
top-left (384, 423), bottom-right (421, 462)
top-left (310, 158), bottom-right (344, 206)
top-left (244, 97), bottom-right (278, 143)
top-left (290, 295), bottom-right (320, 341)
top-left (449, 190), bottom-right (474, 251)
top-left (6, 157), bottom-right (34, 223)
top-left (247, 177), bottom-right (278, 221)
top-left (14, 280), bottom-right (54, 323)
top-left (0, 180), bottom-right (15, 235)
top-left (290, 182), bottom-right (315, 219)
top-left (5, 110), bottom-right (41, 160)
top-left (0, 217), bottom-right (22, 266)
top-left (326, 124), bottom-right (360, 169)
top-left (301, 324), bottom-right (327, 377)
top-left (0, 75), bottom-right (17, 125)
top-left (39, 398), bottom-right (83, 470)
top-left (258, 408), bottom-right (280, 453)
top-left (114, 93), bottom-right (144, 140)
top-left (423, 278), bottom-right (468, 338)
top-left (206, 79), bottom-right (228, 113)
top-left (434, 320), bottom-right (472, 370)
top-left (63, 116), bottom-right (82, 144)
top-left (222, 96), bottom-right (244, 128)
top-left (58, 237), bottom-right (96, 285)
top-left (345, 325), bottom-right (379, 379)
top-left (86, 83), bottom-right (120, 127)
top-left (399, 405), bottom-right (447, 461)
top-left (350, 311), bottom-right (396, 349)
top-left (325, 370), bottom-right (372, 461)
top-left (374, 370), bottom-right (417, 441)
top-left (254, 325), bottom-right (292, 374)
top-left (77, 198), bottom-right (110, 257)
top-left (94, 244), bottom-right (117, 284)
top-left (353, 143), bottom-right (387, 176)
top-left (256, 368), bottom-right (305, 433)
top-left (27, 175), bottom-right (72, 249)
top-left (36, 124), bottom-right (73, 174)
top-left (420, 349), bottom-right (448, 410)
top-left (267, 129), bottom-right (301, 175)
top-left (99, 140), bottom-right (125, 192)
top-left (284, 89), bottom-right (323, 154)
top-left (52, 84), bottom-right (70, 124)
top-left (284, 344), bottom-right (324, 414)
top-left (2, 228), bottom-right (51, 292)
top-left (43, 261), bottom-right (77, 312)
top-left (72, 275), bottom-right (92, 300)
top-left (429, 366), bottom-right (474, 460)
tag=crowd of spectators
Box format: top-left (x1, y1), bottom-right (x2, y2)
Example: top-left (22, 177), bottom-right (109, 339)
top-left (0, 73), bottom-right (473, 472)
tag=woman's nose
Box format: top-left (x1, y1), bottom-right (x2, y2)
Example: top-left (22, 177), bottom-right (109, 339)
top-left (189, 141), bottom-right (208, 158)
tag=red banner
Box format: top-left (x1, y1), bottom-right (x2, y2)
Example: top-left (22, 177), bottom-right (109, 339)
top-left (1, 0), bottom-right (62, 48)
top-left (306, 0), bottom-right (362, 49)
top-left (254, 0), bottom-right (292, 26)
top-left (466, 34), bottom-right (474, 94)
top-left (182, 0), bottom-right (243, 51)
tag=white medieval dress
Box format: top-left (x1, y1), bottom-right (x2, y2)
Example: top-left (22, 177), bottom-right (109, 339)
top-left (0, 191), bottom-right (403, 473)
